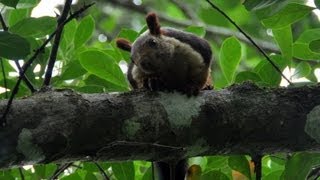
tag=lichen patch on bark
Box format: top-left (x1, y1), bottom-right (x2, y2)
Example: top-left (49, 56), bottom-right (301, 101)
top-left (17, 129), bottom-right (45, 163)
top-left (305, 105), bottom-right (320, 143)
top-left (158, 92), bottom-right (205, 128)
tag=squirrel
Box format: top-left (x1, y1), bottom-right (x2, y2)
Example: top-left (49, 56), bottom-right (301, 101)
top-left (116, 13), bottom-right (213, 179)
top-left (116, 13), bottom-right (213, 96)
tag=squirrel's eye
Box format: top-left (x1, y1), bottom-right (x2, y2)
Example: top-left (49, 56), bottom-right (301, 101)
top-left (147, 39), bottom-right (157, 47)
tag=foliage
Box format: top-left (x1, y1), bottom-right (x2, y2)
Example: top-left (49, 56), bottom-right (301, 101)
top-left (0, 0), bottom-right (319, 179)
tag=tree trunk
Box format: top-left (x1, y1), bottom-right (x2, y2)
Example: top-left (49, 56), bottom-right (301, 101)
top-left (0, 82), bottom-right (319, 169)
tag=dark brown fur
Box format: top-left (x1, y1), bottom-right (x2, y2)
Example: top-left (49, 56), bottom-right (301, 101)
top-left (116, 13), bottom-right (213, 95)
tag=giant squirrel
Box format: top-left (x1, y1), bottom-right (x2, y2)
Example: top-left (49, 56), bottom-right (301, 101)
top-left (116, 13), bottom-right (213, 179)
top-left (116, 13), bottom-right (213, 96)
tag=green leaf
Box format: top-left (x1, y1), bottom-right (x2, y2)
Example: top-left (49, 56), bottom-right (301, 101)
top-left (263, 170), bottom-right (283, 180)
top-left (16, 0), bottom-right (39, 8)
top-left (117, 28), bottom-right (139, 42)
top-left (261, 3), bottom-right (314, 29)
top-left (254, 55), bottom-right (287, 86)
top-left (283, 152), bottom-right (320, 180)
top-left (112, 162), bottom-right (135, 180)
top-left (235, 71), bottom-right (261, 83)
top-left (60, 172), bottom-right (82, 180)
top-left (7, 8), bottom-right (31, 26)
top-left (85, 75), bottom-right (129, 92)
top-left (309, 39), bottom-right (320, 53)
top-left (60, 60), bottom-right (87, 80)
top-left (0, 31), bottom-right (30, 59)
top-left (34, 165), bottom-right (46, 179)
top-left (219, 36), bottom-right (242, 83)
top-left (74, 15), bottom-right (95, 49)
top-left (293, 43), bottom-right (320, 60)
top-left (141, 167), bottom-right (152, 180)
top-left (228, 155), bottom-right (251, 180)
top-left (79, 50), bottom-right (128, 88)
top-left (272, 26), bottom-right (293, 66)
top-left (9, 17), bottom-right (56, 38)
top-left (84, 172), bottom-right (97, 180)
top-left (201, 170), bottom-right (229, 180)
top-left (316, 0), bottom-right (320, 9)
top-left (63, 19), bottom-right (78, 45)
top-left (0, 0), bottom-right (19, 8)
top-left (243, 0), bottom-right (284, 11)
top-left (292, 62), bottom-right (311, 79)
top-left (185, 26), bottom-right (206, 37)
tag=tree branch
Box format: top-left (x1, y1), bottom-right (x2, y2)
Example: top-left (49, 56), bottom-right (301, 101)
top-left (0, 82), bottom-right (319, 169)
top-left (43, 0), bottom-right (73, 86)
top-left (107, 0), bottom-right (279, 52)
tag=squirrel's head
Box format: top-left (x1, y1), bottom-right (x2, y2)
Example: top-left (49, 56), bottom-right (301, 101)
top-left (116, 13), bottom-right (175, 74)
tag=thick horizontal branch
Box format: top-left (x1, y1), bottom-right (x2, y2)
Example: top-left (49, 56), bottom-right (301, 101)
top-left (0, 82), bottom-right (320, 169)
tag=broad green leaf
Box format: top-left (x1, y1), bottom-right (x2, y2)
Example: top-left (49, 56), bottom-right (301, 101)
top-left (261, 3), bottom-right (314, 29)
top-left (112, 161), bottom-right (135, 180)
top-left (60, 60), bottom-right (87, 80)
top-left (82, 162), bottom-right (99, 172)
top-left (201, 170), bottom-right (229, 180)
top-left (63, 19), bottom-right (78, 45)
top-left (296, 29), bottom-right (320, 44)
top-left (228, 155), bottom-right (251, 180)
top-left (263, 170), bottom-right (283, 180)
top-left (0, 170), bottom-right (14, 180)
top-left (309, 39), bottom-right (320, 53)
top-left (316, 0), bottom-right (320, 9)
top-left (74, 16), bottom-right (95, 49)
top-left (0, 0), bottom-right (19, 8)
top-left (79, 50), bottom-right (127, 88)
top-left (84, 172), bottom-right (97, 180)
top-left (243, 0), bottom-right (284, 11)
top-left (185, 26), bottom-right (206, 37)
top-left (34, 165), bottom-right (46, 179)
top-left (141, 167), bottom-right (152, 180)
top-left (235, 71), bottom-right (261, 83)
top-left (9, 17), bottom-right (56, 38)
top-left (206, 156), bottom-right (229, 170)
top-left (85, 75), bottom-right (129, 92)
top-left (16, 0), bottom-right (39, 8)
top-left (0, 31), bottom-right (30, 59)
top-left (117, 28), bottom-right (139, 42)
top-left (44, 164), bottom-right (57, 178)
top-left (254, 55), bottom-right (287, 86)
top-left (293, 43), bottom-right (320, 60)
top-left (272, 26), bottom-right (293, 66)
top-left (7, 8), bottom-right (30, 26)
top-left (283, 152), bottom-right (320, 180)
top-left (292, 62), bottom-right (311, 79)
top-left (219, 36), bottom-right (242, 83)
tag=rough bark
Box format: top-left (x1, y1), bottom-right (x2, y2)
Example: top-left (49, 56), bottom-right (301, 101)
top-left (0, 82), bottom-right (320, 169)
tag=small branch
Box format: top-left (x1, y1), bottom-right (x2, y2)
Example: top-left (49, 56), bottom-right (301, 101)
top-left (50, 163), bottom-right (73, 179)
top-left (107, 0), bottom-right (279, 52)
top-left (43, 0), bottom-right (73, 86)
top-left (205, 0), bottom-right (292, 85)
top-left (252, 155), bottom-right (262, 180)
top-left (0, 59), bottom-right (8, 98)
top-left (14, 60), bottom-right (36, 93)
top-left (0, 3), bottom-right (94, 126)
top-left (169, 0), bottom-right (199, 23)
top-left (0, 13), bottom-right (8, 31)
top-left (94, 162), bottom-right (110, 180)
top-left (18, 167), bottom-right (25, 180)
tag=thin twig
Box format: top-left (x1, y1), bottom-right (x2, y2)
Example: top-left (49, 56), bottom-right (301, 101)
top-left (50, 163), bottom-right (73, 180)
top-left (18, 167), bottom-right (25, 180)
top-left (252, 155), bottom-right (262, 180)
top-left (107, 0), bottom-right (279, 52)
top-left (0, 13), bottom-right (8, 31)
top-left (0, 3), bottom-right (94, 127)
top-left (205, 0), bottom-right (292, 85)
top-left (0, 59), bottom-right (8, 98)
top-left (94, 162), bottom-right (110, 180)
top-left (43, 0), bottom-right (73, 86)
top-left (14, 60), bottom-right (36, 93)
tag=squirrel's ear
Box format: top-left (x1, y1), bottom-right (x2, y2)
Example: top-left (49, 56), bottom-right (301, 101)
top-left (116, 38), bottom-right (132, 52)
top-left (146, 12), bottom-right (161, 35)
